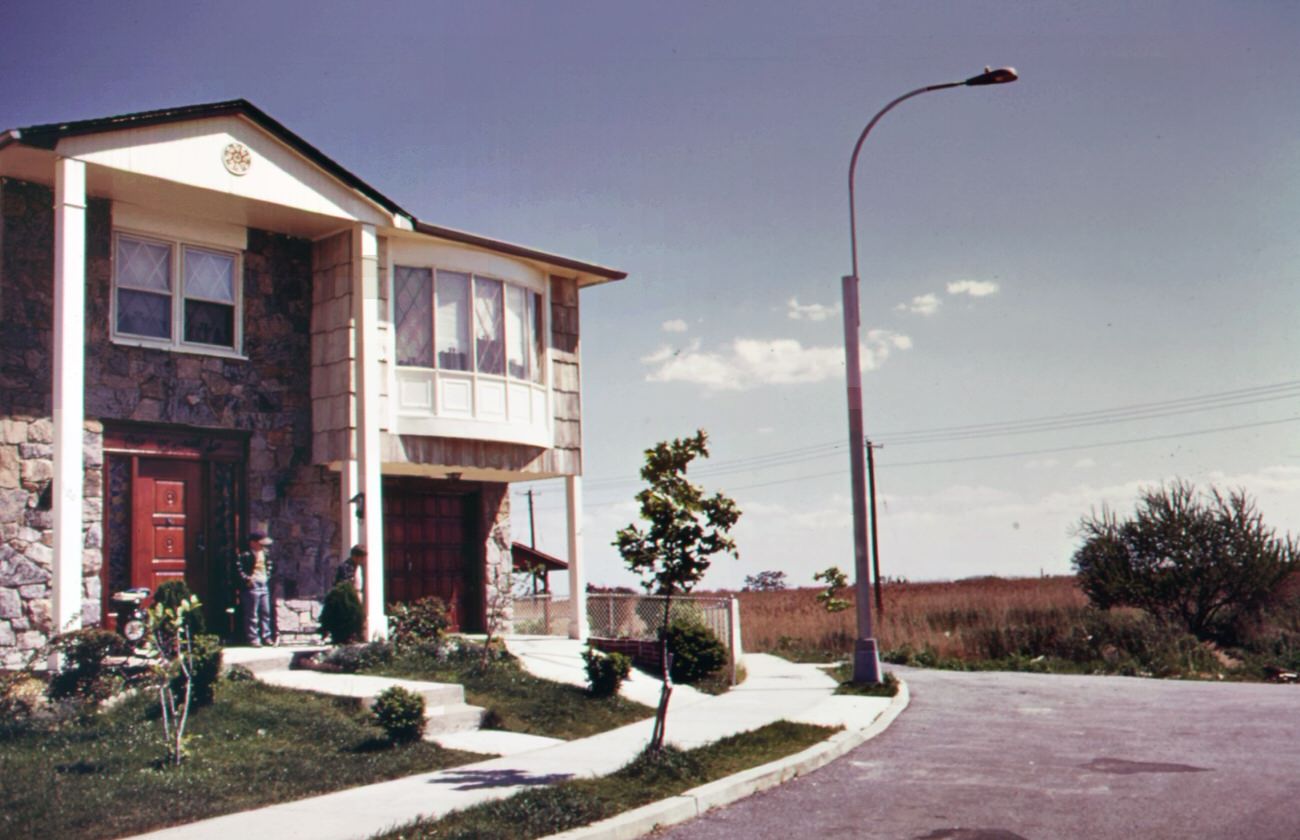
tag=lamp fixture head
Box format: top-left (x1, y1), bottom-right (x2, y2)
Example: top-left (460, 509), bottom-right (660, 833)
top-left (964, 66), bottom-right (1018, 86)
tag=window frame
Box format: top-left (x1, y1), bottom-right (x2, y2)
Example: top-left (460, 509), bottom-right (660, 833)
top-left (111, 229), bottom-right (245, 357)
top-left (393, 264), bottom-right (546, 386)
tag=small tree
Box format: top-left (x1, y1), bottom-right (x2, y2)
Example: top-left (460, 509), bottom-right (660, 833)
top-left (479, 565), bottom-right (512, 671)
top-left (145, 594), bottom-right (203, 766)
top-left (742, 570), bottom-right (788, 592)
top-left (614, 430), bottom-right (740, 751)
top-left (814, 566), bottom-right (851, 613)
top-left (1073, 481), bottom-right (1298, 640)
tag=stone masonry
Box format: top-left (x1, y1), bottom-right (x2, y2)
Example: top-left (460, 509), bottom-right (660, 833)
top-left (0, 177), bottom-right (343, 660)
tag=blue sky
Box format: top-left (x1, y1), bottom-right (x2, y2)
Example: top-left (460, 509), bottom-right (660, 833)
top-left (6, 1), bottom-right (1299, 590)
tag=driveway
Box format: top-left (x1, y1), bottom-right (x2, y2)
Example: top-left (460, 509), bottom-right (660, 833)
top-left (658, 666), bottom-right (1300, 840)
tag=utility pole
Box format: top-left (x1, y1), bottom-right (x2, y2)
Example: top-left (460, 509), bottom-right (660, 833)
top-left (866, 438), bottom-right (883, 616)
top-left (526, 488), bottom-right (537, 548)
top-left (526, 488), bottom-right (539, 594)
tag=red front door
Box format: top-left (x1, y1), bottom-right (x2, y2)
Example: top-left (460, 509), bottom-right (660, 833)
top-left (383, 484), bottom-right (481, 631)
top-left (131, 458), bottom-right (206, 604)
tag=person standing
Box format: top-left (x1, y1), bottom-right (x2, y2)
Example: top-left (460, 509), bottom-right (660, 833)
top-left (235, 532), bottom-right (275, 646)
top-left (336, 544), bottom-right (366, 598)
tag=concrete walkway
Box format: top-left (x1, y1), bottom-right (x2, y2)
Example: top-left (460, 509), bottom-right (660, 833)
top-left (129, 638), bottom-right (897, 840)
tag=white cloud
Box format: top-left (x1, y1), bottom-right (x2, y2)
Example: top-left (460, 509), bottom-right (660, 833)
top-left (661, 318), bottom-right (689, 333)
top-left (947, 279), bottom-right (1001, 297)
top-left (786, 297), bottom-right (840, 322)
top-left (642, 331), bottom-right (911, 391)
top-left (895, 293), bottom-right (941, 316)
top-left (1073, 458), bottom-right (1097, 470)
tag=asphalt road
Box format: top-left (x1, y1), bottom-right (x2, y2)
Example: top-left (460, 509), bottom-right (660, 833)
top-left (658, 666), bottom-right (1300, 840)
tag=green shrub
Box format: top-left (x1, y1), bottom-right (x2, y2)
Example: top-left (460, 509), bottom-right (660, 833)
top-left (224, 664), bottom-right (256, 683)
top-left (318, 581), bottom-right (365, 644)
top-left (0, 670), bottom-right (46, 725)
top-left (47, 628), bottom-right (130, 703)
top-left (388, 597), bottom-right (450, 651)
top-left (319, 641), bottom-right (394, 673)
top-left (176, 634), bottom-right (223, 707)
top-left (372, 685), bottom-right (426, 743)
top-left (664, 620), bottom-right (727, 685)
top-left (583, 646), bottom-right (632, 697)
top-left (153, 580), bottom-right (205, 635)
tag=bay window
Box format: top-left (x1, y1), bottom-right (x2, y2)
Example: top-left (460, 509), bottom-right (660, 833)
top-left (392, 262), bottom-right (548, 440)
top-left (394, 265), bottom-right (542, 383)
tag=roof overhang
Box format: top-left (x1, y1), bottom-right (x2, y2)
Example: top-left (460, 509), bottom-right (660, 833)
top-left (2, 99), bottom-right (627, 285)
top-left (512, 542), bottom-right (568, 573)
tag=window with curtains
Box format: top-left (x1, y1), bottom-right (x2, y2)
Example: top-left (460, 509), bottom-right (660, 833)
top-left (394, 266), bottom-right (543, 383)
top-left (113, 232), bottom-right (240, 353)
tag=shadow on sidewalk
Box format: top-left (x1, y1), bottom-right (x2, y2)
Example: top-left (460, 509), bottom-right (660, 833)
top-left (430, 768), bottom-right (575, 791)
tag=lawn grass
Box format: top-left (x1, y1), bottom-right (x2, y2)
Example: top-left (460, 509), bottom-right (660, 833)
top-left (374, 720), bottom-right (838, 840)
top-left (0, 678), bottom-right (485, 840)
top-left (367, 646), bottom-right (652, 739)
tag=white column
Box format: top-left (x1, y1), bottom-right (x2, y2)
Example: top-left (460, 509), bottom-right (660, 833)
top-left (338, 457), bottom-right (360, 567)
top-left (52, 157), bottom-right (86, 642)
top-left (353, 224), bottom-right (386, 639)
top-left (565, 474), bottom-right (587, 639)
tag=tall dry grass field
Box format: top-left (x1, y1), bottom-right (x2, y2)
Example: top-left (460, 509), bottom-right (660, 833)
top-left (731, 576), bottom-right (1089, 661)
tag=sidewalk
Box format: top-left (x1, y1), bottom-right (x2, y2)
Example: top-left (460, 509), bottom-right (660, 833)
top-left (128, 638), bottom-right (899, 840)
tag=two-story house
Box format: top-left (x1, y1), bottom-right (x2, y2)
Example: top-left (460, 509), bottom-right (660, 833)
top-left (0, 100), bottom-right (622, 664)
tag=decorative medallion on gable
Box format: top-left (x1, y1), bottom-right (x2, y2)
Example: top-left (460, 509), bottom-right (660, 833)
top-left (222, 142), bottom-right (252, 176)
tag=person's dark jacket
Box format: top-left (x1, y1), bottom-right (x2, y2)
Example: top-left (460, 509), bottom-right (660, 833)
top-left (234, 550), bottom-right (275, 587)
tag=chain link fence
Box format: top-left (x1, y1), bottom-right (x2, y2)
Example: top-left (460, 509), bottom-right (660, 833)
top-left (512, 594), bottom-right (572, 636)
top-left (584, 593), bottom-right (729, 644)
top-left (586, 592), bottom-right (743, 685)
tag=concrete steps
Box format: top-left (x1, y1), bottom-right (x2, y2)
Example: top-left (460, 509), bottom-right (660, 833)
top-left (223, 646), bottom-right (488, 737)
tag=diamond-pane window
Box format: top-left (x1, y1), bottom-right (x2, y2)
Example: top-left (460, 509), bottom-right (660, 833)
top-left (117, 237), bottom-right (171, 292)
top-left (474, 277), bottom-right (505, 376)
top-left (395, 265), bottom-right (434, 367)
top-left (184, 247), bottom-right (235, 303)
top-left (114, 232), bottom-right (240, 353)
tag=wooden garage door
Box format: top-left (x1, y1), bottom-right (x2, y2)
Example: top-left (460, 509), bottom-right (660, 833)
top-left (383, 486), bottom-right (481, 631)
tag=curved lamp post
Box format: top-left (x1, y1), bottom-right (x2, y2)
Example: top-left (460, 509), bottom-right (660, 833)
top-left (843, 66), bottom-right (1018, 683)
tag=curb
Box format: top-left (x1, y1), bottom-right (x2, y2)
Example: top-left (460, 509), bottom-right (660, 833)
top-left (542, 678), bottom-right (911, 840)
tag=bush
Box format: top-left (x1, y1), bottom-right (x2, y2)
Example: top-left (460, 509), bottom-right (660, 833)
top-left (153, 580), bottom-right (205, 635)
top-left (176, 634), bottom-right (223, 707)
top-left (372, 685), bottom-right (426, 743)
top-left (0, 671), bottom-right (46, 724)
top-left (224, 664), bottom-right (256, 683)
top-left (1074, 482), bottom-right (1297, 640)
top-left (47, 628), bottom-right (130, 704)
top-left (664, 620), bottom-right (727, 685)
top-left (318, 641), bottom-right (394, 673)
top-left (583, 646), bottom-right (632, 697)
top-left (318, 581), bottom-right (365, 645)
top-left (388, 597), bottom-right (450, 651)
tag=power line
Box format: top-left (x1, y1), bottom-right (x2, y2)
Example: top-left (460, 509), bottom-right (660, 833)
top-left (523, 412), bottom-right (1300, 507)
top-left (877, 381), bottom-right (1300, 446)
top-left (564, 378), bottom-right (1300, 496)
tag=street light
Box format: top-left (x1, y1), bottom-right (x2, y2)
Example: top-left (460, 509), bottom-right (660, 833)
top-left (843, 67), bottom-right (1018, 683)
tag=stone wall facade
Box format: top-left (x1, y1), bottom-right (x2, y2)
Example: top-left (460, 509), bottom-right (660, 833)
top-left (480, 482), bottom-right (513, 630)
top-left (0, 177), bottom-right (343, 660)
top-left (0, 178), bottom-right (106, 666)
top-left (0, 174), bottom-right (562, 659)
